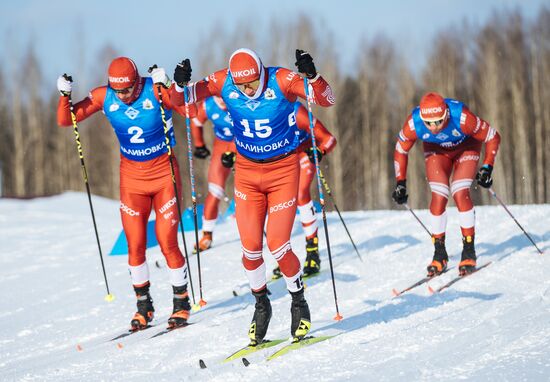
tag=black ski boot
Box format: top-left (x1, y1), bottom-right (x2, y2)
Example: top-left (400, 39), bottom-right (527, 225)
top-left (248, 287), bottom-right (272, 346)
top-left (303, 236), bottom-right (321, 277)
top-left (290, 288), bottom-right (311, 342)
top-left (459, 235), bottom-right (477, 276)
top-left (427, 236), bottom-right (448, 277)
top-left (167, 285), bottom-right (191, 328)
top-left (130, 283), bottom-right (155, 331)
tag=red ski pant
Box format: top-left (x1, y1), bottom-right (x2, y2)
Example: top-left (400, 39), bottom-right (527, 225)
top-left (297, 144), bottom-right (318, 240)
top-left (297, 145), bottom-right (315, 205)
top-left (119, 154), bottom-right (185, 271)
top-left (234, 153), bottom-right (302, 292)
top-left (203, 138), bottom-right (236, 223)
top-left (424, 138), bottom-right (482, 237)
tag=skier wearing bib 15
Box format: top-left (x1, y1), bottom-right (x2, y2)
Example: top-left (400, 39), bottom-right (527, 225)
top-left (172, 48), bottom-right (335, 344)
top-left (57, 57), bottom-right (192, 331)
top-left (271, 101), bottom-right (337, 279)
top-left (392, 92), bottom-right (501, 276)
top-left (189, 96), bottom-right (236, 253)
top-left (199, 98), bottom-right (338, 275)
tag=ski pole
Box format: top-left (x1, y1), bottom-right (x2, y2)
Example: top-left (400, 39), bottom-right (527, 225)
top-left (403, 203), bottom-right (432, 238)
top-left (66, 76), bottom-right (114, 302)
top-left (487, 187), bottom-right (543, 254)
top-left (183, 83), bottom-right (207, 309)
top-left (317, 169), bottom-right (363, 262)
top-left (304, 78), bottom-right (342, 321)
top-left (149, 69), bottom-right (197, 306)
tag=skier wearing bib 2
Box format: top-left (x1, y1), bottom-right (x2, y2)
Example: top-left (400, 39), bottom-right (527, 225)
top-left (392, 92), bottom-right (501, 276)
top-left (57, 57), bottom-right (192, 331)
top-left (172, 48), bottom-right (335, 344)
top-left (189, 96), bottom-right (236, 253)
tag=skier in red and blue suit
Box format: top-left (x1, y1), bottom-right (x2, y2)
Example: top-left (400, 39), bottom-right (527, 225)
top-left (57, 57), bottom-right (193, 331)
top-left (392, 92), bottom-right (501, 277)
top-left (171, 48), bottom-right (335, 345)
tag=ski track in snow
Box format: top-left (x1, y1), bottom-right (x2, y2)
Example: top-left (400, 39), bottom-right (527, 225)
top-left (1, 192), bottom-right (549, 381)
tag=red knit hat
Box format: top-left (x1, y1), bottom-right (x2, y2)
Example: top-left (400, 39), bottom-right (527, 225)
top-left (108, 57), bottom-right (139, 90)
top-left (419, 92), bottom-right (447, 121)
top-left (229, 48), bottom-right (262, 84)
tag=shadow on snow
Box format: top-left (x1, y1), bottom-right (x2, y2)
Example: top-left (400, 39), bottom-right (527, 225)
top-left (317, 290), bottom-right (502, 336)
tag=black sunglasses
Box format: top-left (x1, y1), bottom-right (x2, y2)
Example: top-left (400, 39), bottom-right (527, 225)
top-left (113, 86), bottom-right (133, 95)
top-left (424, 118), bottom-right (445, 127)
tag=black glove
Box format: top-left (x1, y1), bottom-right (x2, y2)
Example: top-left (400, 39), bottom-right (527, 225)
top-left (295, 49), bottom-right (317, 79)
top-left (174, 59), bottom-right (192, 87)
top-left (476, 164), bottom-right (493, 188)
top-left (193, 145), bottom-right (210, 159)
top-left (221, 151), bottom-right (236, 168)
top-left (305, 147), bottom-right (323, 164)
top-left (392, 180), bottom-right (408, 205)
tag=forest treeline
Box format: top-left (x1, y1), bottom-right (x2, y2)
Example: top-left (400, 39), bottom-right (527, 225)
top-left (0, 8), bottom-right (548, 211)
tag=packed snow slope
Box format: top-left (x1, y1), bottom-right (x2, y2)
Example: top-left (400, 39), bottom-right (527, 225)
top-left (1, 192), bottom-right (549, 381)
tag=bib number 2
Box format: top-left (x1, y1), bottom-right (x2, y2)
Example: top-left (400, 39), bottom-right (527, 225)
top-left (128, 126), bottom-right (145, 143)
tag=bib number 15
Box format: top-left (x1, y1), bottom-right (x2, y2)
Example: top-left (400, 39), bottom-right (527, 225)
top-left (239, 113), bottom-right (296, 139)
top-left (241, 119), bottom-right (272, 139)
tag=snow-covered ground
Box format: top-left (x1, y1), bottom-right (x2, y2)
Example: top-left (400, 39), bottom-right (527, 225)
top-left (1, 192), bottom-right (549, 381)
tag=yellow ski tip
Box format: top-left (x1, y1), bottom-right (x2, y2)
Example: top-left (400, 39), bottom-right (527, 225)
top-left (105, 294), bottom-right (116, 302)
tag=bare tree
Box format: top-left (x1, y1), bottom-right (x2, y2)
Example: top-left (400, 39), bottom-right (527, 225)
top-left (0, 68), bottom-right (10, 196)
top-left (336, 77), bottom-right (363, 210)
top-left (393, 64), bottom-right (424, 209)
top-left (505, 12), bottom-right (533, 204)
top-left (21, 43), bottom-right (46, 196)
top-left (356, 36), bottom-right (399, 209)
top-left (530, 8), bottom-right (550, 203)
top-left (473, 15), bottom-right (511, 204)
top-left (5, 31), bottom-right (26, 197)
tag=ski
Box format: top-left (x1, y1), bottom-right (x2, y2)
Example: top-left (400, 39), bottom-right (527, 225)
top-left (149, 322), bottom-right (193, 339)
top-left (260, 335), bottom-right (336, 362)
top-left (198, 339), bottom-right (287, 369)
top-left (223, 338), bottom-right (287, 362)
top-left (392, 267), bottom-right (450, 297)
top-left (428, 262), bottom-right (493, 294)
top-left (109, 325), bottom-right (154, 341)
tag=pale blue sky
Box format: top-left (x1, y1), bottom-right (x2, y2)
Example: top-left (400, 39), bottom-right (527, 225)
top-left (0, 0), bottom-right (547, 89)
